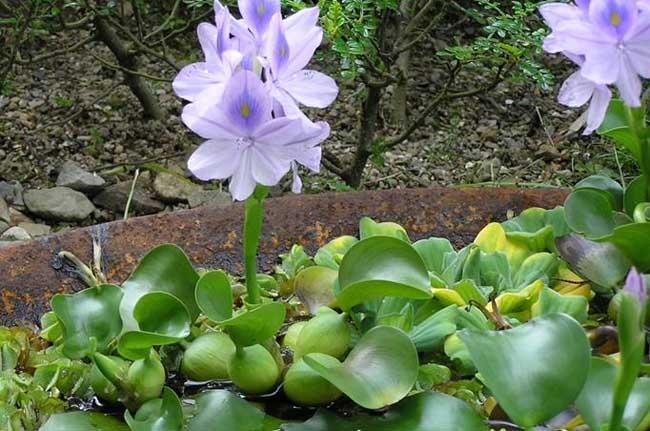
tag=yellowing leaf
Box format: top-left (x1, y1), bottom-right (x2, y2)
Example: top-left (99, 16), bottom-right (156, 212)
top-left (475, 223), bottom-right (529, 270)
top-left (489, 280), bottom-right (544, 321)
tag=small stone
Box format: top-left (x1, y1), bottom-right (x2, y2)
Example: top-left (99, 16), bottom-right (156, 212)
top-left (0, 221), bottom-right (9, 235)
top-left (153, 172), bottom-right (200, 204)
top-left (56, 161), bottom-right (106, 195)
top-left (8, 207), bottom-right (33, 225)
top-left (536, 144), bottom-right (563, 161)
top-left (187, 189), bottom-right (232, 209)
top-left (24, 187), bottom-right (96, 222)
top-left (0, 198), bottom-right (9, 224)
top-left (0, 181), bottom-right (24, 208)
top-left (94, 182), bottom-right (165, 215)
top-left (1, 226), bottom-right (31, 241)
top-left (18, 222), bottom-right (51, 238)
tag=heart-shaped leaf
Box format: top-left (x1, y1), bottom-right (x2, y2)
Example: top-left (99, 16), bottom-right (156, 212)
top-left (576, 357), bottom-right (650, 431)
top-left (303, 326), bottom-right (418, 410)
top-left (413, 238), bottom-right (456, 275)
top-left (359, 217), bottom-right (410, 242)
top-left (220, 302), bottom-right (286, 347)
top-left (185, 390), bottom-right (266, 431)
top-left (41, 412), bottom-right (129, 431)
top-left (459, 313), bottom-right (591, 428)
top-left (120, 244), bottom-right (199, 332)
top-left (598, 222), bottom-right (650, 271)
top-left (565, 188), bottom-right (618, 239)
top-left (195, 270), bottom-right (233, 322)
top-left (118, 292), bottom-right (191, 360)
top-left (531, 287), bottom-right (588, 323)
top-left (314, 236), bottom-right (359, 270)
top-left (336, 237), bottom-right (432, 310)
top-left (294, 266), bottom-right (338, 315)
top-left (51, 284), bottom-right (123, 359)
top-left (124, 387), bottom-right (183, 431)
top-left (281, 391), bottom-right (488, 431)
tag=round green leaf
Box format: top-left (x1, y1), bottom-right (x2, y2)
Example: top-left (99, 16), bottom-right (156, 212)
top-left (41, 412), bottom-right (129, 431)
top-left (124, 387), bottom-right (183, 431)
top-left (303, 326), bottom-right (419, 410)
top-left (185, 390), bottom-right (265, 431)
top-left (413, 238), bottom-right (456, 274)
top-left (120, 244), bottom-right (199, 331)
top-left (281, 391), bottom-right (487, 431)
top-left (118, 292), bottom-right (191, 360)
top-left (531, 287), bottom-right (588, 323)
top-left (565, 188), bottom-right (617, 239)
top-left (598, 222), bottom-right (650, 271)
top-left (195, 270), bottom-right (233, 322)
top-left (336, 237), bottom-right (432, 310)
top-left (314, 236), bottom-right (359, 270)
top-left (294, 266), bottom-right (338, 314)
top-left (51, 284), bottom-right (123, 359)
top-left (576, 357), bottom-right (650, 431)
top-left (624, 175), bottom-right (648, 216)
top-left (575, 175), bottom-right (624, 210)
top-left (359, 217), bottom-right (410, 242)
top-left (221, 302), bottom-right (286, 347)
top-left (458, 313), bottom-right (591, 428)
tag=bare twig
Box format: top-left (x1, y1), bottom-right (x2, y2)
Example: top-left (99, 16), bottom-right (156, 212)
top-left (0, 3), bottom-right (34, 86)
top-left (124, 168), bottom-right (141, 220)
top-left (90, 52), bottom-right (173, 82)
top-left (9, 36), bottom-right (94, 65)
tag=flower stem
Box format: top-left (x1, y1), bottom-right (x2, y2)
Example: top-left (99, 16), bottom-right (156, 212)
top-left (243, 185), bottom-right (269, 304)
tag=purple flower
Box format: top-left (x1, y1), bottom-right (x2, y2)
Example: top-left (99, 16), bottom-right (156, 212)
top-left (558, 54), bottom-right (612, 134)
top-left (623, 267), bottom-right (648, 305)
top-left (173, 10), bottom-right (243, 105)
top-left (551, 0), bottom-right (650, 107)
top-left (184, 71), bottom-right (328, 201)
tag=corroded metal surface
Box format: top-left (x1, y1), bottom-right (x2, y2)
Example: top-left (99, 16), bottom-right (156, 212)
top-left (0, 187), bottom-right (567, 325)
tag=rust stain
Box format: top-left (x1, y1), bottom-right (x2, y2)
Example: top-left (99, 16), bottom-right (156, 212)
top-left (0, 187), bottom-right (568, 325)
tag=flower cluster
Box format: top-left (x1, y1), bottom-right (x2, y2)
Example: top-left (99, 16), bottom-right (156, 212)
top-left (174, 1), bottom-right (339, 201)
top-left (540, 0), bottom-right (650, 134)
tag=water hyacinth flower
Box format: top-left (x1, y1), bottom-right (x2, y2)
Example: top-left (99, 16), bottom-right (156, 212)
top-left (623, 267), bottom-right (648, 305)
top-left (184, 71), bottom-right (328, 201)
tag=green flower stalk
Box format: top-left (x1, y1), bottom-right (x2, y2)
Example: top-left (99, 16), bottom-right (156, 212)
top-left (243, 186), bottom-right (269, 304)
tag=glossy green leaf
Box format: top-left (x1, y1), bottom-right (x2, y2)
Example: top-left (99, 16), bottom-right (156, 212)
top-left (598, 99), bottom-right (644, 160)
top-left (575, 175), bottom-right (624, 210)
top-left (118, 292), bottom-right (191, 360)
top-left (294, 266), bottom-right (338, 315)
top-left (314, 236), bottom-right (359, 270)
top-left (221, 302), bottom-right (286, 347)
top-left (185, 390), bottom-right (266, 431)
top-left (303, 326), bottom-right (418, 410)
top-left (359, 217), bottom-right (410, 242)
top-left (409, 305), bottom-right (458, 351)
top-left (281, 391), bottom-right (488, 431)
top-left (598, 223), bottom-right (650, 271)
top-left (513, 252), bottom-right (558, 290)
top-left (565, 188), bottom-right (617, 238)
top-left (459, 313), bottom-right (590, 428)
top-left (120, 245), bottom-right (199, 331)
top-left (531, 287), bottom-right (588, 323)
top-left (195, 270), bottom-right (233, 322)
top-left (413, 238), bottom-right (456, 274)
top-left (502, 207), bottom-right (569, 251)
top-left (41, 412), bottom-right (129, 431)
top-left (51, 284), bottom-right (123, 359)
top-left (576, 357), bottom-right (650, 431)
top-left (124, 387), bottom-right (183, 431)
top-left (336, 237), bottom-right (432, 310)
top-left (624, 176), bottom-right (648, 216)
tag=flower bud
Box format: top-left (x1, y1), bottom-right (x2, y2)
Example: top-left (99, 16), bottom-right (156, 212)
top-left (282, 321), bottom-right (307, 351)
top-left (294, 308), bottom-right (350, 360)
top-left (181, 332), bottom-right (235, 381)
top-left (127, 351), bottom-right (165, 404)
top-left (228, 344), bottom-right (280, 394)
top-left (283, 355), bottom-right (342, 406)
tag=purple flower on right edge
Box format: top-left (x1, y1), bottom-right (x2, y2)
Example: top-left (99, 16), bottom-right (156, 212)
top-left (623, 267), bottom-right (648, 305)
top-left (539, 0), bottom-right (650, 134)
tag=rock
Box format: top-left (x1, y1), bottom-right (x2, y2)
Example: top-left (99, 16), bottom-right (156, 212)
top-left (0, 181), bottom-right (24, 208)
top-left (8, 207), bottom-right (33, 225)
top-left (153, 172), bottom-right (200, 204)
top-left (94, 182), bottom-right (165, 215)
top-left (18, 222), bottom-right (51, 238)
top-left (187, 189), bottom-right (232, 209)
top-left (56, 161), bottom-right (106, 195)
top-left (1, 226), bottom-right (31, 241)
top-left (475, 158), bottom-right (502, 182)
top-left (0, 221), bottom-right (9, 235)
top-left (0, 198), bottom-right (9, 224)
top-left (24, 187), bottom-right (96, 222)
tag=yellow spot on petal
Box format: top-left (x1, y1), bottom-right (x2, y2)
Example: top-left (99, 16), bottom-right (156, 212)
top-left (610, 12), bottom-right (622, 26)
top-left (257, 2), bottom-right (266, 15)
top-left (240, 103), bottom-right (251, 118)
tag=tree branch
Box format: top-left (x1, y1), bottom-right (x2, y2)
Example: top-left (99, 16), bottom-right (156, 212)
top-left (89, 52), bottom-right (172, 82)
top-left (144, 0), bottom-right (182, 41)
top-left (8, 36), bottom-right (94, 65)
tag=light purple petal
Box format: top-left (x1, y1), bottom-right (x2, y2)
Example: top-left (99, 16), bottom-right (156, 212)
top-left (285, 26), bottom-right (323, 76)
top-left (291, 163), bottom-right (303, 193)
top-left (543, 33), bottom-right (569, 53)
top-left (623, 267), bottom-right (648, 305)
top-left (222, 70), bottom-right (273, 135)
top-left (252, 117), bottom-right (305, 145)
top-left (615, 54), bottom-right (642, 106)
top-left (278, 70), bottom-right (338, 108)
top-left (215, 8), bottom-right (233, 56)
top-left (198, 23), bottom-right (222, 68)
top-left (238, 0), bottom-right (280, 37)
top-left (581, 45), bottom-right (621, 84)
top-left (639, 0), bottom-right (650, 12)
top-left (284, 6), bottom-right (320, 41)
top-left (181, 100), bottom-right (242, 139)
top-left (589, 0), bottom-right (637, 39)
top-left (564, 52), bottom-right (586, 66)
top-left (554, 19), bottom-right (617, 55)
top-left (539, 3), bottom-right (584, 27)
top-left (584, 85), bottom-right (612, 134)
top-left (266, 13), bottom-right (291, 77)
top-left (188, 139), bottom-right (241, 181)
top-left (173, 63), bottom-right (223, 102)
top-left (625, 11), bottom-right (650, 78)
top-left (250, 144), bottom-right (292, 186)
top-left (558, 70), bottom-right (596, 107)
top-left (576, 0), bottom-right (591, 13)
top-left (229, 150), bottom-right (258, 201)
